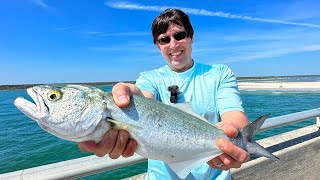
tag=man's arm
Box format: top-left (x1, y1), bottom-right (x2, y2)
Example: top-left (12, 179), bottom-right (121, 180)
top-left (221, 110), bottom-right (249, 129)
top-left (207, 111), bottom-right (250, 170)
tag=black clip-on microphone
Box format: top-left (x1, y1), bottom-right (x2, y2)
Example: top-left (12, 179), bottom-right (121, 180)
top-left (167, 85), bottom-right (179, 103)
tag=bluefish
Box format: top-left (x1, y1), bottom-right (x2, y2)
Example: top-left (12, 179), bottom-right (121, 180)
top-left (14, 84), bottom-right (278, 178)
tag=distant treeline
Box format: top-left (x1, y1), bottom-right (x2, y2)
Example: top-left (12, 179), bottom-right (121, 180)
top-left (1, 74), bottom-right (319, 90)
top-left (0, 81), bottom-right (135, 90)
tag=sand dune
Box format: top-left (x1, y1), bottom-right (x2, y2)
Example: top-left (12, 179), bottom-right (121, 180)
top-left (238, 82), bottom-right (320, 90)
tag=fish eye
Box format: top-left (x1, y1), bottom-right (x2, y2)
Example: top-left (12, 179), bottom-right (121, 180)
top-left (47, 90), bottom-right (62, 101)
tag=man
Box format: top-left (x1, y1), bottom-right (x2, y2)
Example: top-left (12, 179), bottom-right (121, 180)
top-left (79, 8), bottom-right (249, 179)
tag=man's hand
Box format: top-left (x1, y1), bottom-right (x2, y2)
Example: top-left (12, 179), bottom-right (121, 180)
top-left (207, 121), bottom-right (250, 170)
top-left (78, 83), bottom-right (142, 159)
top-left (78, 129), bottom-right (137, 158)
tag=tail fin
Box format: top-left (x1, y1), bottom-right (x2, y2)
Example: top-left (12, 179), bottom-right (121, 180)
top-left (240, 113), bottom-right (279, 160)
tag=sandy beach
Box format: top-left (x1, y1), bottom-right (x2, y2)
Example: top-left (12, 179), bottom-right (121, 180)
top-left (238, 81), bottom-right (320, 91)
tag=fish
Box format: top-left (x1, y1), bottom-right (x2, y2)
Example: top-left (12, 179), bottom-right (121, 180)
top-left (14, 84), bottom-right (278, 179)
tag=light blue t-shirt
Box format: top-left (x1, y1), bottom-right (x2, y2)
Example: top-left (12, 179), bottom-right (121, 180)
top-left (135, 62), bottom-right (244, 180)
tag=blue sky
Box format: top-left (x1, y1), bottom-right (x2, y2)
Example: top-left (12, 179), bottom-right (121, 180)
top-left (1, 0), bottom-right (320, 85)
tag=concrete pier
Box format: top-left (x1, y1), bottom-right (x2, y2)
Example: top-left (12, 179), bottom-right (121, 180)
top-left (125, 125), bottom-right (320, 180)
top-left (232, 125), bottom-right (319, 180)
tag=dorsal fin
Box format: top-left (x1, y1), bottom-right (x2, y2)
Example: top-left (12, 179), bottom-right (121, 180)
top-left (171, 103), bottom-right (209, 122)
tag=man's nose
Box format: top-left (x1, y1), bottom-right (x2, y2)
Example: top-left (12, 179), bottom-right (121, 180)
top-left (169, 37), bottom-right (179, 48)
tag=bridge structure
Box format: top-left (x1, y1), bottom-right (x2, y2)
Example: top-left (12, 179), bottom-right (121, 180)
top-left (1, 108), bottom-right (320, 180)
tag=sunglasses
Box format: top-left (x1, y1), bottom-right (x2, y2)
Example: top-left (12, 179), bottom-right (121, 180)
top-left (157, 31), bottom-right (187, 45)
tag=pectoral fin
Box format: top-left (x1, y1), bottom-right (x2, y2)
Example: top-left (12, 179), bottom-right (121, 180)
top-left (107, 118), bottom-right (142, 132)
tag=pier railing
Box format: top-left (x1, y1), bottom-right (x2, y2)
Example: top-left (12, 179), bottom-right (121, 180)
top-left (1, 108), bottom-right (320, 180)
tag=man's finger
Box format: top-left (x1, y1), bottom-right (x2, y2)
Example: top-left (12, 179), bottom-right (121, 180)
top-left (78, 141), bottom-right (97, 152)
top-left (217, 122), bottom-right (238, 138)
top-left (93, 129), bottom-right (119, 157)
top-left (122, 139), bottom-right (137, 157)
top-left (216, 139), bottom-right (249, 163)
top-left (109, 130), bottom-right (130, 159)
top-left (112, 83), bottom-right (144, 107)
top-left (112, 83), bottom-right (131, 107)
top-left (218, 153), bottom-right (241, 169)
top-left (207, 157), bottom-right (230, 171)
top-left (78, 143), bottom-right (89, 152)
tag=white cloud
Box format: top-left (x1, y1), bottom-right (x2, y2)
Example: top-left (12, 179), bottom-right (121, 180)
top-left (105, 1), bottom-right (320, 28)
top-left (102, 1), bottom-right (320, 65)
top-left (88, 41), bottom-right (157, 53)
top-left (302, 44), bottom-right (320, 51)
top-left (81, 31), bottom-right (149, 37)
top-left (30, 0), bottom-right (52, 10)
top-left (191, 27), bottom-right (320, 64)
top-left (54, 26), bottom-right (75, 31)
top-left (198, 43), bottom-right (320, 64)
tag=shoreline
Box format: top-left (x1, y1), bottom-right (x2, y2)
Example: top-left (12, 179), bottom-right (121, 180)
top-left (1, 81), bottom-right (320, 91)
top-left (238, 82), bottom-right (320, 91)
top-left (0, 81), bottom-right (135, 90)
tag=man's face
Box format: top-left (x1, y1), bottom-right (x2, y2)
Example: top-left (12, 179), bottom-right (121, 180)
top-left (157, 23), bottom-right (193, 72)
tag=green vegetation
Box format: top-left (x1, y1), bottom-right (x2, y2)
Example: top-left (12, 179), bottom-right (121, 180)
top-left (0, 81), bottom-right (135, 90)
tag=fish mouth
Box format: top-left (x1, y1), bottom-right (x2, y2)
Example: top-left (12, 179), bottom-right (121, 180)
top-left (14, 87), bottom-right (49, 121)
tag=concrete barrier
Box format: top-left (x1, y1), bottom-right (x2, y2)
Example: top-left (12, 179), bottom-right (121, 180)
top-left (1, 112), bottom-right (319, 180)
top-left (124, 125), bottom-right (320, 180)
top-left (231, 125), bottom-right (319, 180)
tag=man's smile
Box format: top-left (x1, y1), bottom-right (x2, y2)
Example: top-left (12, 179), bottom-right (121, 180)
top-left (170, 50), bottom-right (184, 59)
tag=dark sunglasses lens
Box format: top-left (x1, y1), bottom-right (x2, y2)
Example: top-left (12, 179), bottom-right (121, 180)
top-left (158, 36), bottom-right (171, 45)
top-left (158, 31), bottom-right (187, 45)
top-left (174, 32), bottom-right (187, 40)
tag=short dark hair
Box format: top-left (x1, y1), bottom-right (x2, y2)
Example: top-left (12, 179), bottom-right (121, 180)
top-left (151, 8), bottom-right (194, 44)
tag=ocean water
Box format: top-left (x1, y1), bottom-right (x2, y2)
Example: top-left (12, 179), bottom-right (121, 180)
top-left (0, 84), bottom-right (320, 179)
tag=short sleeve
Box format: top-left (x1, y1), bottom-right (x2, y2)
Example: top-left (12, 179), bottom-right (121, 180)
top-left (135, 71), bottom-right (159, 99)
top-left (216, 65), bottom-right (244, 115)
